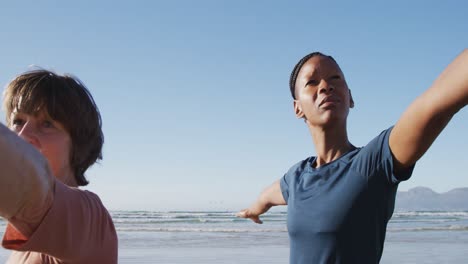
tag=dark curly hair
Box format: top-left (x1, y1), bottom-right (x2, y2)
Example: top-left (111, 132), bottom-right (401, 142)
top-left (289, 52), bottom-right (337, 99)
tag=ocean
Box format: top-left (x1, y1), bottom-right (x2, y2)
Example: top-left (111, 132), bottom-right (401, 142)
top-left (0, 211), bottom-right (467, 263)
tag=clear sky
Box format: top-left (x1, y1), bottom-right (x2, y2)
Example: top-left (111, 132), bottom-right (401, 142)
top-left (1, 1), bottom-right (467, 211)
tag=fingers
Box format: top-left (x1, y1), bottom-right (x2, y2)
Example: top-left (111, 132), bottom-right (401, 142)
top-left (236, 209), bottom-right (251, 218)
top-left (251, 216), bottom-right (263, 224)
top-left (236, 209), bottom-right (263, 224)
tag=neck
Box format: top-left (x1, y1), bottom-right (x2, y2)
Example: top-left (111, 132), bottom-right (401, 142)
top-left (306, 120), bottom-right (353, 168)
top-left (56, 169), bottom-right (78, 187)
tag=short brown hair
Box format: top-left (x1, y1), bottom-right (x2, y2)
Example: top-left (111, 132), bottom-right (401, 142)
top-left (3, 69), bottom-right (103, 186)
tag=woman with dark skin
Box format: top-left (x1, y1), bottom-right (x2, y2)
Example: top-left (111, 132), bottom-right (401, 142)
top-left (238, 50), bottom-right (468, 263)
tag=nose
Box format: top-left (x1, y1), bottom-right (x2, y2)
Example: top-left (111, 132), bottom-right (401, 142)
top-left (18, 121), bottom-right (41, 149)
top-left (318, 79), bottom-right (334, 94)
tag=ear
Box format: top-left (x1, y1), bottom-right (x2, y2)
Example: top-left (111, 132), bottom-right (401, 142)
top-left (349, 89), bottom-right (355, 108)
top-left (294, 100), bottom-right (305, 119)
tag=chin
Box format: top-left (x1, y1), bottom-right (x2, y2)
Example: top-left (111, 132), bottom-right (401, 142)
top-left (311, 115), bottom-right (347, 128)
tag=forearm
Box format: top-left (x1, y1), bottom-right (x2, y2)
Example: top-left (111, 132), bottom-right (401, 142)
top-left (250, 180), bottom-right (286, 214)
top-left (431, 49), bottom-right (468, 112)
top-left (248, 195), bottom-right (273, 216)
top-left (0, 123), bottom-right (53, 234)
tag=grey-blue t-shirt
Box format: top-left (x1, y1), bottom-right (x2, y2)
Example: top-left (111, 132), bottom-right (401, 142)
top-left (280, 128), bottom-right (414, 264)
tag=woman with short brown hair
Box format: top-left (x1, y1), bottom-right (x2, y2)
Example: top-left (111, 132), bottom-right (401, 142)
top-left (0, 70), bottom-right (117, 263)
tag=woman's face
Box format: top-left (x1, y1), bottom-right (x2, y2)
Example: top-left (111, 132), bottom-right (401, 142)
top-left (10, 109), bottom-right (74, 184)
top-left (293, 55), bottom-right (354, 128)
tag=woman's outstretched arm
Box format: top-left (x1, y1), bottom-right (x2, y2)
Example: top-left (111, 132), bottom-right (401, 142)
top-left (237, 180), bottom-right (286, 224)
top-left (0, 123), bottom-right (54, 237)
top-left (390, 49), bottom-right (468, 173)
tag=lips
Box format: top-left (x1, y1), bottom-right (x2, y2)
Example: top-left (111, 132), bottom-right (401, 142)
top-left (319, 96), bottom-right (340, 107)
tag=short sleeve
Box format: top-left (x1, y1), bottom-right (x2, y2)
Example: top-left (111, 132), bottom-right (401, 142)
top-left (352, 127), bottom-right (415, 184)
top-left (280, 174), bottom-right (290, 203)
top-left (280, 158), bottom-right (310, 204)
top-left (2, 180), bottom-right (117, 263)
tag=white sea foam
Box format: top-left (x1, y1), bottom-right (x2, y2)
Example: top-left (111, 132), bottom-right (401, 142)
top-left (394, 211), bottom-right (468, 217)
top-left (116, 227), bottom-right (288, 233)
top-left (388, 225), bottom-right (468, 232)
top-left (108, 210), bottom-right (468, 234)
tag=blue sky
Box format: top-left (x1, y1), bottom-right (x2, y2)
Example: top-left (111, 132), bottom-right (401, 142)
top-left (1, 1), bottom-right (467, 211)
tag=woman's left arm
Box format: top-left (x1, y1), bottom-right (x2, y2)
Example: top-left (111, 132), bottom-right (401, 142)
top-left (390, 49), bottom-right (468, 173)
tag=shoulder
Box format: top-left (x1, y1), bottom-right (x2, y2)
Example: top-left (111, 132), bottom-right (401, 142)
top-left (286, 157), bottom-right (313, 176)
top-left (350, 126), bottom-right (413, 184)
top-left (37, 182), bottom-right (117, 260)
top-left (280, 157), bottom-right (313, 202)
top-left (55, 181), bottom-right (109, 213)
top-left (38, 180), bottom-right (115, 233)
top-left (366, 127), bottom-right (393, 150)
top-left (282, 157), bottom-right (313, 185)
top-left (352, 127), bottom-right (394, 162)
top-left (55, 182), bottom-right (116, 236)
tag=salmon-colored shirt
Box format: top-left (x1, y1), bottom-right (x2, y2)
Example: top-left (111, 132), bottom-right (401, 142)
top-left (0, 124), bottom-right (117, 263)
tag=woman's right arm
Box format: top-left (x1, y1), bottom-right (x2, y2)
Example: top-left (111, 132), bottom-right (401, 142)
top-left (0, 123), bottom-right (54, 237)
top-left (1, 123), bottom-right (116, 262)
top-left (237, 180), bottom-right (286, 224)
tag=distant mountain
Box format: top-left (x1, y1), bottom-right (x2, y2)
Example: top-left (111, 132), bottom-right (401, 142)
top-left (395, 187), bottom-right (468, 211)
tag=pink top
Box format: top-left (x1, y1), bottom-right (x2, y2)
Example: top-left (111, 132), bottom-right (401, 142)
top-left (0, 124), bottom-right (117, 263)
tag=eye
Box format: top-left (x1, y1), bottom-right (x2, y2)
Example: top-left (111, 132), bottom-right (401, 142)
top-left (42, 120), bottom-right (55, 129)
top-left (305, 79), bottom-right (319, 86)
top-left (10, 118), bottom-right (24, 131)
top-left (12, 117), bottom-right (25, 127)
top-left (12, 118), bottom-right (24, 125)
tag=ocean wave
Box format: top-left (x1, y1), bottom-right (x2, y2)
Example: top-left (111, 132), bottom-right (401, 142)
top-left (394, 211), bottom-right (468, 217)
top-left (110, 211), bottom-right (286, 224)
top-left (388, 225), bottom-right (468, 232)
top-left (108, 211), bottom-right (468, 233)
top-left (116, 227), bottom-right (288, 233)
top-left (113, 218), bottom-right (242, 224)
